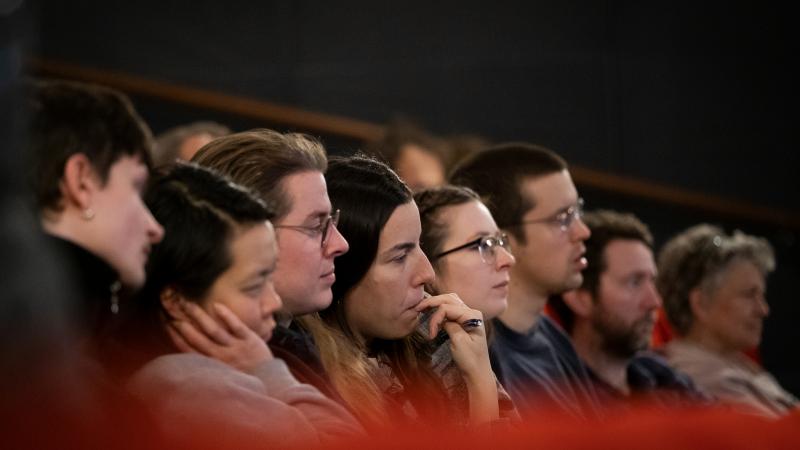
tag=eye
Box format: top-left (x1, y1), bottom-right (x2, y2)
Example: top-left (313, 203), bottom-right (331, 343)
top-left (243, 279), bottom-right (267, 296)
top-left (626, 275), bottom-right (645, 288)
top-left (392, 253), bottom-right (409, 263)
top-left (554, 211), bottom-right (570, 226)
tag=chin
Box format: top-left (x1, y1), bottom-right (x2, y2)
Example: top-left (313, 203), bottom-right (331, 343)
top-left (481, 299), bottom-right (507, 321)
top-left (119, 270), bottom-right (145, 290)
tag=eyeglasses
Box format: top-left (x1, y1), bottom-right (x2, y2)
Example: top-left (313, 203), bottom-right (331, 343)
top-left (274, 209), bottom-right (340, 248)
top-left (434, 233), bottom-right (512, 265)
top-left (513, 198), bottom-right (584, 233)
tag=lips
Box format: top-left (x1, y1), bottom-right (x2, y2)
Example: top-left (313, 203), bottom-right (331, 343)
top-left (320, 267), bottom-right (336, 282)
top-left (407, 291), bottom-right (426, 311)
top-left (262, 316), bottom-right (277, 341)
top-left (492, 280), bottom-right (509, 289)
top-left (573, 246), bottom-right (588, 269)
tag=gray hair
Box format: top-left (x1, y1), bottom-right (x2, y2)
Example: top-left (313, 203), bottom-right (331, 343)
top-left (657, 224), bottom-right (775, 335)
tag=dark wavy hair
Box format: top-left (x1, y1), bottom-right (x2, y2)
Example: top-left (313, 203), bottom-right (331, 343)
top-left (114, 162), bottom-right (273, 373)
top-left (303, 154), bottom-right (448, 427)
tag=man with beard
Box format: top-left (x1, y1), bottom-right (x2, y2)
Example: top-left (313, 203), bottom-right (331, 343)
top-left (553, 210), bottom-right (707, 410)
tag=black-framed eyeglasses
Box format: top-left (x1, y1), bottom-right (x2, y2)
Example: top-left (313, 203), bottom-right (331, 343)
top-left (434, 232), bottom-right (511, 265)
top-left (512, 198), bottom-right (584, 233)
top-left (274, 209), bottom-right (340, 248)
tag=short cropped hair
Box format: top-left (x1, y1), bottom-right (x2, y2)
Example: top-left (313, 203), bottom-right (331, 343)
top-left (657, 224), bottom-right (775, 335)
top-left (449, 142), bottom-right (566, 242)
top-left (27, 79), bottom-right (153, 212)
top-left (192, 129), bottom-right (327, 219)
top-left (551, 210), bottom-right (654, 332)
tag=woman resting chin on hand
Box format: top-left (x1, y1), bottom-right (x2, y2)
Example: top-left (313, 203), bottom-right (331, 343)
top-left (114, 163), bottom-right (363, 447)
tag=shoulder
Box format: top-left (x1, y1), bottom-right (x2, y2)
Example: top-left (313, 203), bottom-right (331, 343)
top-left (128, 353), bottom-right (267, 396)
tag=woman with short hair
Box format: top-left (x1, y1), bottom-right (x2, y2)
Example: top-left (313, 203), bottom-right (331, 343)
top-left (658, 224), bottom-right (797, 418)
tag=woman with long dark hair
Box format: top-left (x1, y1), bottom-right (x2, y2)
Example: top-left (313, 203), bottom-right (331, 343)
top-left (303, 155), bottom-right (500, 430)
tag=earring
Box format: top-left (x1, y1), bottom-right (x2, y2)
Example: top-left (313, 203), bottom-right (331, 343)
top-left (110, 280), bottom-right (121, 314)
top-left (82, 208), bottom-right (95, 221)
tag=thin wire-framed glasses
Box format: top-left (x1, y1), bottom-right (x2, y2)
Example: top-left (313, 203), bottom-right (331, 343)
top-left (513, 198), bottom-right (584, 232)
top-left (434, 232), bottom-right (511, 265)
top-left (274, 209), bottom-right (340, 248)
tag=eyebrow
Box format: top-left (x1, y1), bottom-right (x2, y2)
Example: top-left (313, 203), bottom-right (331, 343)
top-left (382, 242), bottom-right (416, 257)
top-left (542, 200), bottom-right (577, 218)
top-left (302, 210), bottom-right (330, 222)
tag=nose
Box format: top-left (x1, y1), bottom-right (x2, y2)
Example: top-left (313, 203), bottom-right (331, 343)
top-left (261, 282), bottom-right (283, 315)
top-left (569, 216), bottom-right (591, 242)
top-left (146, 207), bottom-right (165, 244)
top-left (495, 246), bottom-right (515, 270)
top-left (323, 223), bottom-right (349, 258)
top-left (414, 249), bottom-right (436, 287)
top-left (643, 279), bottom-right (663, 310)
top-left (755, 294), bottom-right (770, 318)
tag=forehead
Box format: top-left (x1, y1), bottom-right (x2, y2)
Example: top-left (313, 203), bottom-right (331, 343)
top-left (104, 154), bottom-right (148, 182)
top-left (378, 202), bottom-right (421, 250)
top-left (519, 170), bottom-right (578, 216)
top-left (439, 200), bottom-right (498, 240)
top-left (280, 170), bottom-right (330, 219)
top-left (602, 239), bottom-right (655, 274)
top-left (227, 223), bottom-right (277, 271)
top-left (715, 259), bottom-right (765, 292)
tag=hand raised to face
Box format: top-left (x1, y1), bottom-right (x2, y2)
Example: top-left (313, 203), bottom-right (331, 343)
top-left (167, 302), bottom-right (273, 374)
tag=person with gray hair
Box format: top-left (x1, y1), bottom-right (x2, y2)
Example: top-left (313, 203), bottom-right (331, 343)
top-left (658, 224), bottom-right (797, 418)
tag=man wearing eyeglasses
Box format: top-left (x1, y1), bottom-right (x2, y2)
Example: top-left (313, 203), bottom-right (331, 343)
top-left (191, 129), bottom-right (350, 403)
top-left (450, 142), bottom-right (599, 420)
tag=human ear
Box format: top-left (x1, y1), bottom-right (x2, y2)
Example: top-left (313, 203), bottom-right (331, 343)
top-left (688, 288), bottom-right (709, 324)
top-left (61, 153), bottom-right (100, 211)
top-left (160, 287), bottom-right (189, 321)
top-left (562, 289), bottom-right (593, 319)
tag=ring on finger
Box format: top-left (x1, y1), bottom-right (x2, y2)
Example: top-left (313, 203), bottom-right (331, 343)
top-left (461, 318), bottom-right (483, 330)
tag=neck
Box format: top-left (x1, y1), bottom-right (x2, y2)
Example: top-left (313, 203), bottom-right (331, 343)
top-left (42, 210), bottom-right (97, 257)
top-left (682, 326), bottom-right (740, 359)
top-left (498, 274), bottom-right (549, 333)
top-left (571, 321), bottom-right (630, 395)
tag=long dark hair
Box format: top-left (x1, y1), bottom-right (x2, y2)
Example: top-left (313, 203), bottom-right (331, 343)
top-left (306, 154), bottom-right (448, 427)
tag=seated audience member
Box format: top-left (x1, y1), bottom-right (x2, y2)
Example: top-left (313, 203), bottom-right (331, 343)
top-left (414, 185), bottom-right (520, 419)
top-left (24, 78), bottom-right (165, 447)
top-left (153, 120), bottom-right (230, 167)
top-left (449, 143), bottom-right (597, 420)
top-left (28, 79), bottom-right (164, 350)
top-left (118, 163), bottom-right (362, 446)
top-left (192, 129), bottom-right (350, 404)
top-left (444, 133), bottom-right (491, 173)
top-left (304, 155), bottom-right (500, 430)
top-left (551, 210), bottom-right (707, 409)
top-left (657, 224), bottom-right (798, 418)
top-left (367, 118), bottom-right (450, 191)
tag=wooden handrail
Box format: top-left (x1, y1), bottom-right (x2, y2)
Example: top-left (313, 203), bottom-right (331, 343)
top-left (28, 59), bottom-right (385, 142)
top-left (27, 58), bottom-right (800, 229)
